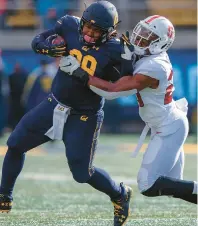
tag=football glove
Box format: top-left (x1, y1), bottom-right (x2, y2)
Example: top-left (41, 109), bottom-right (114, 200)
top-left (120, 31), bottom-right (134, 60)
top-left (60, 55), bottom-right (89, 85)
top-left (60, 55), bottom-right (80, 75)
top-left (35, 35), bottom-right (67, 57)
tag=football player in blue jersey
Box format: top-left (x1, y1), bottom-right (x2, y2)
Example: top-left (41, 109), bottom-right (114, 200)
top-left (0, 1), bottom-right (132, 225)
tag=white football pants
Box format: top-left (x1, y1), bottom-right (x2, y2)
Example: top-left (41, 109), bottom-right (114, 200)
top-left (137, 113), bottom-right (189, 192)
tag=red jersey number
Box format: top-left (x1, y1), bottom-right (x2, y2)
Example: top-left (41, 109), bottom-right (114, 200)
top-left (136, 70), bottom-right (174, 107)
top-left (164, 70), bottom-right (173, 105)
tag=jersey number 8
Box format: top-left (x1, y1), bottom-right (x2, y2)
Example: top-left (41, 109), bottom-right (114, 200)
top-left (69, 49), bottom-right (97, 76)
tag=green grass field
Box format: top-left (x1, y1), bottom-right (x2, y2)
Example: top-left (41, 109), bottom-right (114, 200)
top-left (0, 134), bottom-right (197, 226)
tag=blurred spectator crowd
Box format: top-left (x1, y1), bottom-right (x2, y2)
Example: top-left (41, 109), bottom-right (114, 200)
top-left (0, 0), bottom-right (196, 136)
top-left (0, 49), bottom-right (59, 136)
top-left (0, 0), bottom-right (81, 30)
top-left (0, 0), bottom-right (196, 31)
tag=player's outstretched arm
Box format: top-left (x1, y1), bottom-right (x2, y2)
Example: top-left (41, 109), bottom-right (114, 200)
top-left (87, 73), bottom-right (154, 91)
top-left (89, 85), bottom-right (137, 100)
top-left (59, 55), bottom-right (156, 98)
top-left (88, 74), bottom-right (157, 99)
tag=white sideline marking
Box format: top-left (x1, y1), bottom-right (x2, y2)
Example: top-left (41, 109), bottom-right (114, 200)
top-left (17, 173), bottom-right (137, 184)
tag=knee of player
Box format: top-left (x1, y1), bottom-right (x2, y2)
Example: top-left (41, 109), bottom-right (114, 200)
top-left (68, 160), bottom-right (92, 183)
top-left (141, 186), bottom-right (157, 197)
top-left (141, 182), bottom-right (161, 197)
top-left (7, 133), bottom-right (27, 154)
top-left (7, 135), bottom-right (21, 151)
top-left (141, 176), bottom-right (168, 197)
top-left (71, 170), bottom-right (91, 183)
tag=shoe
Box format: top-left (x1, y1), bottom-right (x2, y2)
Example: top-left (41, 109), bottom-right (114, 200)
top-left (0, 194), bottom-right (13, 213)
top-left (111, 183), bottom-right (132, 226)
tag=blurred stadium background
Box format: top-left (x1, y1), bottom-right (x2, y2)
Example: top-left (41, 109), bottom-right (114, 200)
top-left (0, 0), bottom-right (197, 135)
top-left (0, 0), bottom-right (197, 134)
top-left (0, 1), bottom-right (197, 226)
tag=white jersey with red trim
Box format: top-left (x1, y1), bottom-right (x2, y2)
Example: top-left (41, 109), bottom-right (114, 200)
top-left (133, 52), bottom-right (181, 127)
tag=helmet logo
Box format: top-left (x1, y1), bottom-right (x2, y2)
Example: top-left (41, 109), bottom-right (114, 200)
top-left (114, 13), bottom-right (118, 26)
top-left (167, 25), bottom-right (174, 38)
top-left (90, 20), bottom-right (95, 24)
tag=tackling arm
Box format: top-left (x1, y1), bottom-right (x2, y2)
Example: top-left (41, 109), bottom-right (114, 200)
top-left (59, 55), bottom-right (158, 99)
top-left (87, 74), bottom-right (155, 99)
top-left (89, 85), bottom-right (137, 100)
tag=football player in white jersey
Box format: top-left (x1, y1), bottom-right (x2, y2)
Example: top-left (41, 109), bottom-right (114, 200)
top-left (60, 15), bottom-right (197, 204)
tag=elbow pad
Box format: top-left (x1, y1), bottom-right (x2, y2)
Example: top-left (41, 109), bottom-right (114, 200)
top-left (31, 35), bottom-right (42, 53)
top-left (31, 29), bottom-right (56, 53)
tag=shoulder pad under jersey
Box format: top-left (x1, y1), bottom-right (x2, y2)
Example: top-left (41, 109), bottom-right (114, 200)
top-left (105, 38), bottom-right (122, 62)
top-left (134, 55), bottom-right (169, 81)
top-left (54, 15), bottom-right (80, 35)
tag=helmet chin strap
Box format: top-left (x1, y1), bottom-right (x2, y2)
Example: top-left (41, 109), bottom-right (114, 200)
top-left (134, 47), bottom-right (152, 57)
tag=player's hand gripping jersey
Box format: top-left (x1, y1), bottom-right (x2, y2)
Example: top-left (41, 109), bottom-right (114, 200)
top-left (32, 15), bottom-right (131, 112)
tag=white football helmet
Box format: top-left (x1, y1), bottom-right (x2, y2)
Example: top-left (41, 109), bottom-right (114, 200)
top-left (131, 15), bottom-right (175, 55)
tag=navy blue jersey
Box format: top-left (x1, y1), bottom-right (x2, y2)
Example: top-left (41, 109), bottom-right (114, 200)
top-left (33, 15), bottom-right (132, 112)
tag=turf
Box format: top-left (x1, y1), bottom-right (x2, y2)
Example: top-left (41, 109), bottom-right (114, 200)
top-left (0, 134), bottom-right (197, 226)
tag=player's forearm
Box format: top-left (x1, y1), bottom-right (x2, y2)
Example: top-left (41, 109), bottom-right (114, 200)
top-left (70, 66), bottom-right (121, 90)
top-left (61, 56), bottom-right (136, 91)
top-left (88, 76), bottom-right (115, 91)
top-left (88, 75), bottom-right (135, 92)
